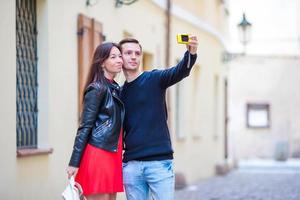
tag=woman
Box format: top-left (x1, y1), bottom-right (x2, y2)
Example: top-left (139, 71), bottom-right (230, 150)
top-left (67, 42), bottom-right (124, 200)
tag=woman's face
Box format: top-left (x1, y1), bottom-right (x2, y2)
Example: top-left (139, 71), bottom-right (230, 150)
top-left (102, 46), bottom-right (123, 77)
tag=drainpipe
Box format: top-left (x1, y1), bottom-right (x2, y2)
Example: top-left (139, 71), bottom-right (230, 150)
top-left (166, 0), bottom-right (172, 127)
top-left (166, 0), bottom-right (171, 67)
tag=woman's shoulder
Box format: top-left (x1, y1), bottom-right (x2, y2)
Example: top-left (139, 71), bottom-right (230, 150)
top-left (85, 82), bottom-right (108, 94)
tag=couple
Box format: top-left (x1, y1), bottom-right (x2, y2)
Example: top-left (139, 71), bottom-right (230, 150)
top-left (67, 37), bottom-right (198, 200)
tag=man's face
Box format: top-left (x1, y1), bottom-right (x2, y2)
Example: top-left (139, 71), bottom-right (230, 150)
top-left (121, 43), bottom-right (142, 71)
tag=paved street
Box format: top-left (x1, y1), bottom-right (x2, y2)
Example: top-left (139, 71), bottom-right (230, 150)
top-left (175, 162), bottom-right (300, 200)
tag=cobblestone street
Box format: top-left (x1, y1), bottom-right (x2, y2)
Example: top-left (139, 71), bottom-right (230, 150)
top-left (175, 167), bottom-right (300, 200)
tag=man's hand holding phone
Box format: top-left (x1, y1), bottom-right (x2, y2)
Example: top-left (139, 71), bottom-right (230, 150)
top-left (186, 35), bottom-right (198, 55)
top-left (176, 34), bottom-right (198, 55)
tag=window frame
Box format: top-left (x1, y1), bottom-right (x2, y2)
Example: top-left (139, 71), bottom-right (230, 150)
top-left (246, 103), bottom-right (271, 129)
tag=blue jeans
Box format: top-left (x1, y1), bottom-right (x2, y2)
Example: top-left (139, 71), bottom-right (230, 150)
top-left (123, 160), bottom-right (175, 200)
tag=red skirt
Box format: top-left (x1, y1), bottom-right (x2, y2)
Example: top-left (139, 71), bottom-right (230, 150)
top-left (75, 132), bottom-right (123, 195)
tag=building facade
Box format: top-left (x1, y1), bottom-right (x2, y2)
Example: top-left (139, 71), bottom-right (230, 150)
top-left (227, 0), bottom-right (300, 162)
top-left (228, 55), bottom-right (300, 161)
top-left (0, 0), bottom-right (229, 199)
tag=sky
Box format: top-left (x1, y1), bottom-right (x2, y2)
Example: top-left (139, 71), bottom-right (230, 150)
top-left (228, 0), bottom-right (300, 55)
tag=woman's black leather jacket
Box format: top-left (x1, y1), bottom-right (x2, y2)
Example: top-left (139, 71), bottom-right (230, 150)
top-left (69, 81), bottom-right (124, 167)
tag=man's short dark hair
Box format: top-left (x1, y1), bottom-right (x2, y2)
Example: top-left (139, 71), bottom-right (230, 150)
top-left (119, 38), bottom-right (142, 52)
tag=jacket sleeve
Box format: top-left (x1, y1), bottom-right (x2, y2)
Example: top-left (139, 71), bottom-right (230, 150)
top-left (69, 84), bottom-right (106, 167)
top-left (158, 51), bottom-right (197, 88)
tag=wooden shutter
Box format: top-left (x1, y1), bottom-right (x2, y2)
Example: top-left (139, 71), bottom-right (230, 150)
top-left (77, 14), bottom-right (104, 113)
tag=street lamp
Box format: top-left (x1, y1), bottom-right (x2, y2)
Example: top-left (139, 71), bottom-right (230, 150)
top-left (86, 0), bottom-right (138, 7)
top-left (115, 0), bottom-right (138, 7)
top-left (237, 13), bottom-right (252, 54)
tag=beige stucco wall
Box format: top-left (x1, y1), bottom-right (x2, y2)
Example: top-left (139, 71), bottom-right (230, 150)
top-left (170, 14), bottom-right (226, 182)
top-left (228, 56), bottom-right (300, 160)
top-left (0, 0), bottom-right (228, 199)
top-left (172, 0), bottom-right (229, 34)
top-left (0, 1), bottom-right (17, 198)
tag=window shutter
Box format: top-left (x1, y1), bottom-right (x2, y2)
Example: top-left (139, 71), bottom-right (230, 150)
top-left (77, 14), bottom-right (103, 114)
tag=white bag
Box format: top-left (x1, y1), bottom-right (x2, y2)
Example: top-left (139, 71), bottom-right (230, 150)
top-left (62, 176), bottom-right (86, 200)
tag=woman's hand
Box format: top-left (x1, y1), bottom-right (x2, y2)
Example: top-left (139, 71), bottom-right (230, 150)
top-left (66, 166), bottom-right (79, 179)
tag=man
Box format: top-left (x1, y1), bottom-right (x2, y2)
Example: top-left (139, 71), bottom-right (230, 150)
top-left (119, 36), bottom-right (198, 200)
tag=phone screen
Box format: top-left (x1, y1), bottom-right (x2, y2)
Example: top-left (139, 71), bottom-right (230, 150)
top-left (181, 35), bottom-right (189, 42)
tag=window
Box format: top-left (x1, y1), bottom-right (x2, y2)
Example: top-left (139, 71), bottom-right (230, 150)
top-left (213, 74), bottom-right (220, 139)
top-left (175, 82), bottom-right (185, 139)
top-left (16, 0), bottom-right (54, 156)
top-left (123, 31), bottom-right (133, 38)
top-left (142, 52), bottom-right (153, 71)
top-left (175, 59), bottom-right (185, 140)
top-left (191, 64), bottom-right (201, 138)
top-left (16, 0), bottom-right (38, 149)
top-left (246, 103), bottom-right (270, 128)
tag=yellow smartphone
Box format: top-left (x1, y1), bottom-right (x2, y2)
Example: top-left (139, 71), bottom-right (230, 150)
top-left (176, 34), bottom-right (189, 44)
